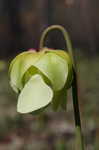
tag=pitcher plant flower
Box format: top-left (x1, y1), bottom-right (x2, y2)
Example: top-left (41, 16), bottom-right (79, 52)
top-left (9, 25), bottom-right (85, 150)
top-left (9, 48), bottom-right (73, 113)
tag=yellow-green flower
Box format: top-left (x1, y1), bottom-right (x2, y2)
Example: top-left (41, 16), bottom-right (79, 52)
top-left (9, 48), bottom-right (73, 114)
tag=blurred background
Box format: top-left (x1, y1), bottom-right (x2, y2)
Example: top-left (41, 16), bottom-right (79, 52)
top-left (0, 0), bottom-right (99, 149)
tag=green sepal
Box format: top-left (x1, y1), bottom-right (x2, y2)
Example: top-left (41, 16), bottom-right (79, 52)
top-left (34, 52), bottom-right (69, 91)
top-left (9, 51), bottom-right (44, 92)
top-left (41, 48), bottom-right (73, 89)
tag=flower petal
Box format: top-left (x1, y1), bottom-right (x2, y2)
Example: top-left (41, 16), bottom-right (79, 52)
top-left (52, 86), bottom-right (67, 111)
top-left (17, 74), bottom-right (53, 113)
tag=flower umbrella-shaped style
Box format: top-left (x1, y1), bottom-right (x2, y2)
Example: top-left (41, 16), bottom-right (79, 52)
top-left (9, 48), bottom-right (73, 114)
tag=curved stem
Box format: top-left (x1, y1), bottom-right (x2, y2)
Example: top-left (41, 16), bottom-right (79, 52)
top-left (40, 25), bottom-right (75, 67)
top-left (40, 25), bottom-right (85, 150)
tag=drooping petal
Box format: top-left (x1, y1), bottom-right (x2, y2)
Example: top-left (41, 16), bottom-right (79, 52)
top-left (34, 52), bottom-right (68, 91)
top-left (17, 74), bottom-right (53, 113)
top-left (52, 86), bottom-right (67, 111)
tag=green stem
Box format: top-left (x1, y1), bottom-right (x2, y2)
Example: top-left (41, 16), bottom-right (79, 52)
top-left (40, 25), bottom-right (85, 150)
top-left (40, 25), bottom-right (74, 66)
top-left (72, 70), bottom-right (84, 150)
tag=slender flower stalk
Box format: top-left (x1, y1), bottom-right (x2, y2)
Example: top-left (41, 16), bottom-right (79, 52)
top-left (40, 25), bottom-right (74, 66)
top-left (40, 25), bottom-right (85, 150)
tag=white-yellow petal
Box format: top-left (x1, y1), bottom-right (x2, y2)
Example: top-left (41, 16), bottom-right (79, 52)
top-left (17, 74), bottom-right (53, 113)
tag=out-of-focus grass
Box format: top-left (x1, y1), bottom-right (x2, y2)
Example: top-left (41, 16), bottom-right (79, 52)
top-left (0, 52), bottom-right (99, 150)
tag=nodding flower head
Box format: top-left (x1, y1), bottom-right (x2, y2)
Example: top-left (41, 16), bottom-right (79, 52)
top-left (9, 48), bottom-right (73, 114)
